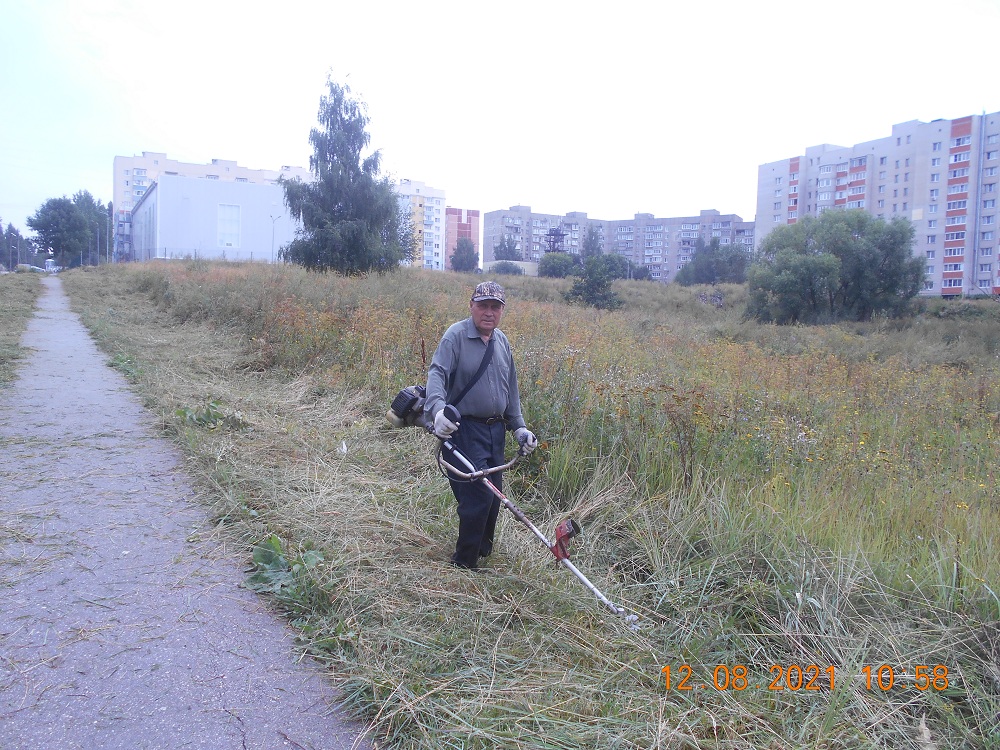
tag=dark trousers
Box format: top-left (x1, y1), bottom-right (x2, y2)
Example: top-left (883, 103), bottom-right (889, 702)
top-left (447, 420), bottom-right (505, 569)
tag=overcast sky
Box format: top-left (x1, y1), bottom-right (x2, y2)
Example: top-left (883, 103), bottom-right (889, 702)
top-left (3, 0), bottom-right (1000, 234)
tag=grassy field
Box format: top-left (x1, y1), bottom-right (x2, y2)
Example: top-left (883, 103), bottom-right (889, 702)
top-left (62, 262), bottom-right (999, 749)
top-left (0, 272), bottom-right (42, 385)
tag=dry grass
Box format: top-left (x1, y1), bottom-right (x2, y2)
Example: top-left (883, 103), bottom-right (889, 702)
top-left (0, 272), bottom-right (41, 385)
top-left (60, 262), bottom-right (1000, 750)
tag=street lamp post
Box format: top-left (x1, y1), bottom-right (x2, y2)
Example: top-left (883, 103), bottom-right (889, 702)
top-left (270, 214), bottom-right (279, 264)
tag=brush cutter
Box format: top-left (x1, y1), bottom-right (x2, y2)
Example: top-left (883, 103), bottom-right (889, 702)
top-left (387, 393), bottom-right (637, 628)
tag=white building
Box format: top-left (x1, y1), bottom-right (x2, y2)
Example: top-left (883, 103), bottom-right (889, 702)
top-left (396, 179), bottom-right (447, 270)
top-left (114, 152), bottom-right (309, 259)
top-left (130, 174), bottom-right (297, 262)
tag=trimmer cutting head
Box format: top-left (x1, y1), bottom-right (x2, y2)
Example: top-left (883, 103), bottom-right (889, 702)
top-left (552, 518), bottom-right (581, 560)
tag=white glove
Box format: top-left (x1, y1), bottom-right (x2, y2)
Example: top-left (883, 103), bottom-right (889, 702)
top-left (514, 428), bottom-right (538, 454)
top-left (433, 409), bottom-right (459, 439)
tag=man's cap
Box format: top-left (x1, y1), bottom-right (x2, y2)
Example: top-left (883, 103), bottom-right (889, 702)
top-left (471, 281), bottom-right (506, 305)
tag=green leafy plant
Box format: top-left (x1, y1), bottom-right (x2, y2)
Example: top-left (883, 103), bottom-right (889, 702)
top-left (175, 399), bottom-right (248, 430)
top-left (246, 534), bottom-right (326, 613)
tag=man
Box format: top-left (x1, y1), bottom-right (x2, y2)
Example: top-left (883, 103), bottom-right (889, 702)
top-left (424, 281), bottom-right (538, 569)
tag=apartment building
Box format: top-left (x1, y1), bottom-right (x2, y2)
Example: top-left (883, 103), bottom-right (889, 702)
top-left (444, 207), bottom-right (480, 270)
top-left (113, 152), bottom-right (310, 260)
top-left (756, 112), bottom-right (1000, 297)
top-left (483, 207), bottom-right (753, 281)
top-left (396, 179), bottom-right (447, 270)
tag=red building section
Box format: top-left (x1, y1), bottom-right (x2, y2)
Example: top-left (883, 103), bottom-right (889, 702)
top-left (445, 207), bottom-right (480, 271)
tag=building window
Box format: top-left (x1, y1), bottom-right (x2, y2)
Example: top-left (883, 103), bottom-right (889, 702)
top-left (775, 176), bottom-right (782, 185)
top-left (927, 235), bottom-right (936, 243)
top-left (819, 165), bottom-right (832, 174)
top-left (930, 189), bottom-right (939, 199)
top-left (953, 136), bottom-right (972, 147)
top-left (945, 247), bottom-right (964, 256)
top-left (943, 263), bottom-right (964, 271)
top-left (989, 134), bottom-right (999, 144)
top-left (928, 204), bottom-right (938, 214)
top-left (931, 158), bottom-right (941, 167)
top-left (981, 264), bottom-right (993, 273)
top-left (924, 280), bottom-right (935, 290)
top-left (928, 220), bottom-right (937, 228)
top-left (217, 204), bottom-right (241, 248)
top-left (983, 215), bottom-right (995, 225)
top-left (946, 216), bottom-right (966, 226)
top-left (943, 279), bottom-right (963, 288)
top-left (983, 247), bottom-right (994, 256)
top-left (774, 202), bottom-right (782, 210)
top-left (944, 231), bottom-right (966, 240)
top-left (930, 173), bottom-right (940, 182)
top-left (926, 265), bottom-right (935, 274)
top-left (985, 199), bottom-right (997, 209)
top-left (932, 142), bottom-right (942, 151)
top-left (984, 231), bottom-right (995, 241)
top-left (926, 250), bottom-right (936, 258)
top-left (951, 152), bottom-right (971, 164)
top-left (986, 183), bottom-right (998, 193)
top-left (948, 183), bottom-right (969, 194)
top-left (986, 167), bottom-right (999, 176)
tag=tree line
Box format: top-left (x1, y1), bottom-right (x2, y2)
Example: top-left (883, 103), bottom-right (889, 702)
top-left (2, 192), bottom-right (112, 272)
top-left (8, 75), bottom-right (928, 324)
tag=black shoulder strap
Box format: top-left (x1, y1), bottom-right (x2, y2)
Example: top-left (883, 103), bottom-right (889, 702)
top-left (451, 337), bottom-right (495, 409)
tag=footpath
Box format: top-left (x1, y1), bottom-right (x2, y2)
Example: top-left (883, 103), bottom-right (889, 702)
top-left (0, 276), bottom-right (365, 750)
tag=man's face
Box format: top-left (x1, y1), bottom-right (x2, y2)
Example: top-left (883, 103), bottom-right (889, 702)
top-left (471, 299), bottom-right (504, 336)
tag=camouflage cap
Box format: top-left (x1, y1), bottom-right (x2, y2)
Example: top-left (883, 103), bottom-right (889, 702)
top-left (471, 281), bottom-right (506, 305)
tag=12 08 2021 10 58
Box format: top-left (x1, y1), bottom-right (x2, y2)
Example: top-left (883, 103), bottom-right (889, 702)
top-left (659, 664), bottom-right (950, 692)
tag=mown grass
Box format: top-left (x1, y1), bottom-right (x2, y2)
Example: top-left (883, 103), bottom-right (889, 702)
top-left (0, 273), bottom-right (42, 385)
top-left (62, 262), bottom-right (999, 749)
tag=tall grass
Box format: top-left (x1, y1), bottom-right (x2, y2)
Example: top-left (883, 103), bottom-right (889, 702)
top-left (63, 262), bottom-right (999, 749)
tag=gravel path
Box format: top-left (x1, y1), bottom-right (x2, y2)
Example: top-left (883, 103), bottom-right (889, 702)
top-left (0, 276), bottom-right (366, 750)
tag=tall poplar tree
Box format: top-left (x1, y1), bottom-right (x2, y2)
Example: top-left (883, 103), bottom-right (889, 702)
top-left (281, 77), bottom-right (413, 273)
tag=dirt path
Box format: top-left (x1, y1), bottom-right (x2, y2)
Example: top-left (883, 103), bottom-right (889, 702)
top-left (0, 276), bottom-right (366, 750)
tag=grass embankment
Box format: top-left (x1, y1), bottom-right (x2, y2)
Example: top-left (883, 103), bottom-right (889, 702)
top-left (63, 263), bottom-right (999, 749)
top-left (0, 272), bottom-right (42, 385)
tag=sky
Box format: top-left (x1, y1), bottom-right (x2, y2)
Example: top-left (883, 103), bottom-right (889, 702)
top-left (3, 0), bottom-right (1000, 234)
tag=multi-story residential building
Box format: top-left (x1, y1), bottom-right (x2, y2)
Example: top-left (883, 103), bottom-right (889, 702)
top-left (396, 179), bottom-right (447, 270)
top-left (756, 112), bottom-right (1000, 296)
top-left (113, 152), bottom-right (309, 260)
top-left (483, 207), bottom-right (601, 265)
top-left (483, 207), bottom-right (753, 281)
top-left (444, 207), bottom-right (480, 270)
